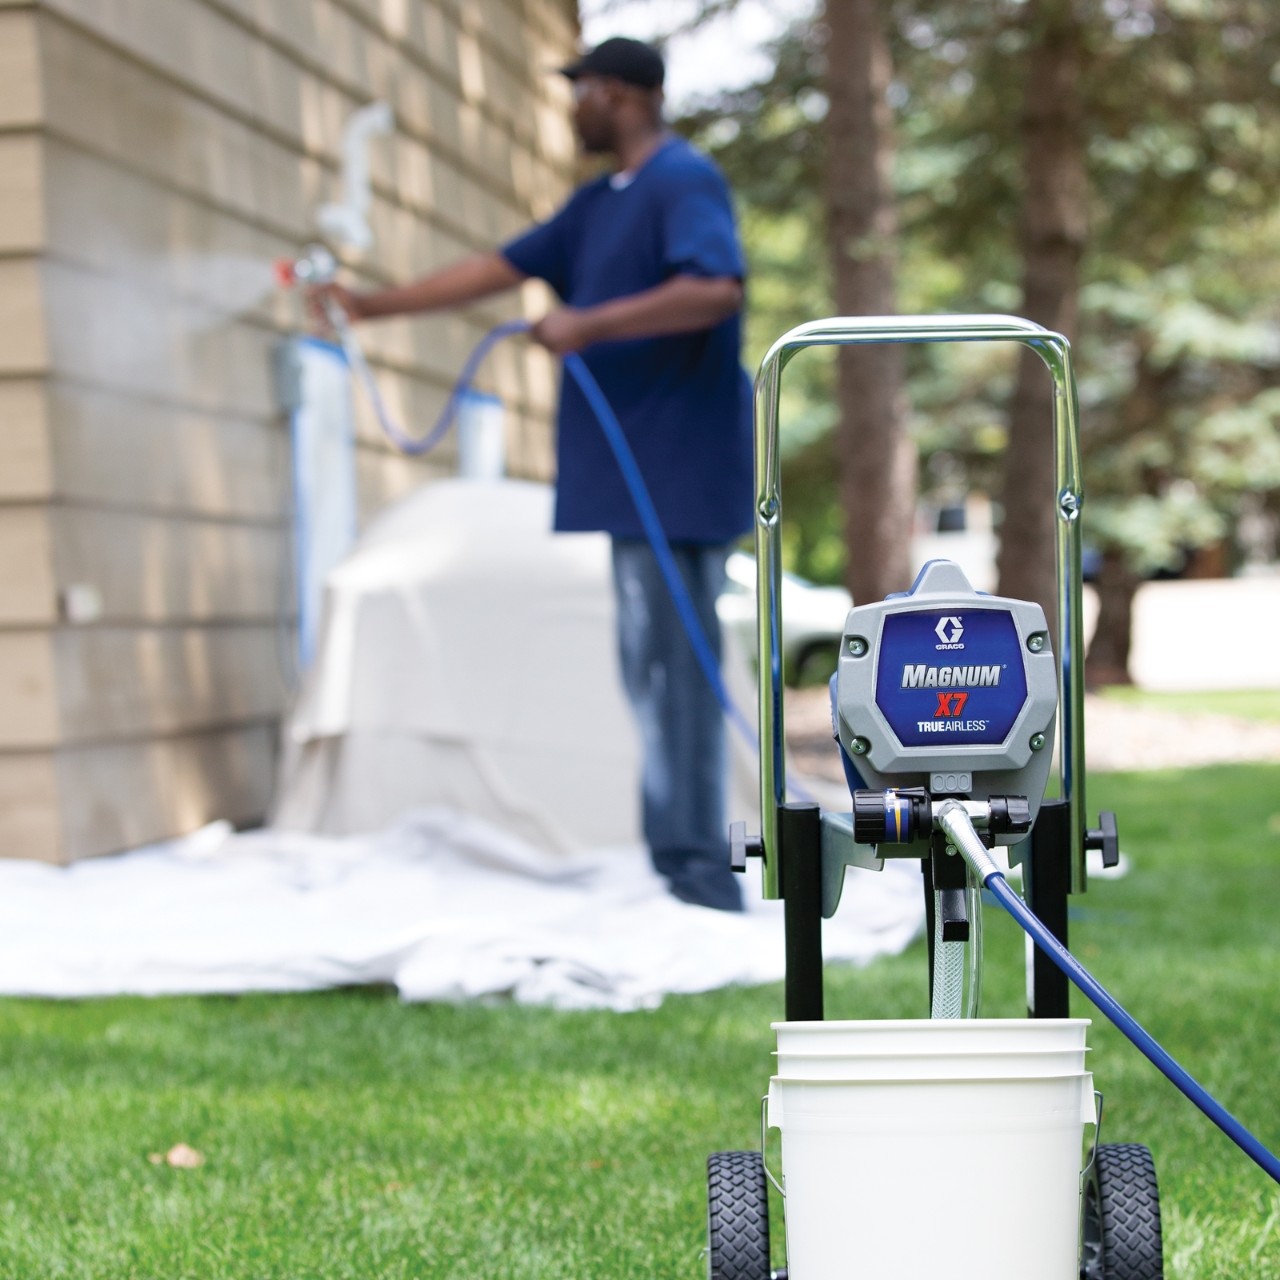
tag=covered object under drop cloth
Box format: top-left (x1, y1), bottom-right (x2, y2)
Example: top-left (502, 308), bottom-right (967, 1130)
top-left (270, 477), bottom-right (762, 852)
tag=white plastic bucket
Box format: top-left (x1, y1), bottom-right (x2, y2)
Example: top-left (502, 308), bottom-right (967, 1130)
top-left (768, 1020), bottom-right (1095, 1280)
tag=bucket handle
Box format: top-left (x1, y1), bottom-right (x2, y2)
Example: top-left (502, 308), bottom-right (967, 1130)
top-left (760, 1094), bottom-right (785, 1197)
top-left (1080, 1088), bottom-right (1105, 1187)
top-left (1078, 1089), bottom-right (1104, 1266)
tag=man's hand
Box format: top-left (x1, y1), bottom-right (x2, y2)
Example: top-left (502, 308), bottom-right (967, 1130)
top-left (530, 277), bottom-right (742, 355)
top-left (306, 282), bottom-right (368, 335)
top-left (531, 308), bottom-right (598, 356)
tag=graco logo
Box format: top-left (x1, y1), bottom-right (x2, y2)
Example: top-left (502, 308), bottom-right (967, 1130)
top-left (934, 616), bottom-right (964, 648)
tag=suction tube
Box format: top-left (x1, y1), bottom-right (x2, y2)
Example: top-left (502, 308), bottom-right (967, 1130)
top-left (935, 801), bottom-right (1280, 1186)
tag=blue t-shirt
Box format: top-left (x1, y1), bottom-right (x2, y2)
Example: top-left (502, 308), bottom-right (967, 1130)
top-left (502, 137), bottom-right (753, 544)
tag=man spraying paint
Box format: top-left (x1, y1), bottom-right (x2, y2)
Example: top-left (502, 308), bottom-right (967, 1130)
top-left (314, 37), bottom-right (753, 912)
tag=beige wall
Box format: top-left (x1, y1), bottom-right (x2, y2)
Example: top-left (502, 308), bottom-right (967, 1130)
top-left (0, 0), bottom-right (578, 861)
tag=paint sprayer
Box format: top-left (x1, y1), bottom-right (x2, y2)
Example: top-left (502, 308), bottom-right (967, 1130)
top-left (712, 315), bottom-right (1277, 1280)
top-left (826, 556), bottom-right (1064, 1022)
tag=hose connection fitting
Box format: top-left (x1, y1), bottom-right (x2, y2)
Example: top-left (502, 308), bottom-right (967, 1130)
top-left (934, 800), bottom-right (1002, 882)
top-left (850, 789), bottom-right (1032, 848)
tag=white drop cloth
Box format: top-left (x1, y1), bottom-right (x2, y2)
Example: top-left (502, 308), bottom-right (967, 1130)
top-left (0, 810), bottom-right (924, 1011)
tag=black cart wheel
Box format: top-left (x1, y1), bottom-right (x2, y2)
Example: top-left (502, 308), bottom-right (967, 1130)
top-left (1081, 1143), bottom-right (1164, 1280)
top-left (707, 1151), bottom-right (773, 1280)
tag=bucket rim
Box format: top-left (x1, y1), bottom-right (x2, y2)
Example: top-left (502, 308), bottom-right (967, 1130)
top-left (774, 1046), bottom-right (1090, 1060)
top-left (772, 1018), bottom-right (1091, 1031)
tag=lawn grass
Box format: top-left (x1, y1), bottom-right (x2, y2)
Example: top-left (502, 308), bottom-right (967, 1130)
top-left (1097, 686), bottom-right (1280, 723)
top-left (0, 763), bottom-right (1277, 1279)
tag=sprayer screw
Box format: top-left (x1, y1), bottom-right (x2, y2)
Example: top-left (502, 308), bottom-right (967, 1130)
top-left (1027, 632), bottom-right (1047, 653)
top-left (849, 736), bottom-right (870, 756)
top-left (1030, 733), bottom-right (1047, 751)
top-left (848, 637), bottom-right (868, 657)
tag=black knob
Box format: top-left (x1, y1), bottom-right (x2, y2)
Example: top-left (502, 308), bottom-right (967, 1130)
top-left (729, 821), bottom-right (762, 873)
top-left (1085, 811), bottom-right (1120, 868)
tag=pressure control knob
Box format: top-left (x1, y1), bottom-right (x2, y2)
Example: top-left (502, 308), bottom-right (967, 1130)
top-left (852, 788), bottom-right (932, 845)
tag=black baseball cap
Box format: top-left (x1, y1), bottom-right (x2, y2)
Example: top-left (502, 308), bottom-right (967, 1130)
top-left (558, 37), bottom-right (665, 90)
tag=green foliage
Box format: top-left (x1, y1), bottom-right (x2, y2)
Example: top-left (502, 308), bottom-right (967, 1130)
top-left (677, 2), bottom-right (1280, 584)
top-left (676, 20), bottom-right (845, 579)
top-left (0, 764), bottom-right (1276, 1277)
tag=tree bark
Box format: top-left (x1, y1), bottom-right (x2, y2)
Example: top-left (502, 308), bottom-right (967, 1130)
top-left (1084, 343), bottom-right (1176, 685)
top-left (997, 0), bottom-right (1087, 635)
top-left (1085, 549), bottom-right (1140, 688)
top-left (824, 0), bottom-right (915, 605)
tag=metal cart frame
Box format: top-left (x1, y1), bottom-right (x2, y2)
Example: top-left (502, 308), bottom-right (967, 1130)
top-left (749, 315), bottom-right (1091, 1022)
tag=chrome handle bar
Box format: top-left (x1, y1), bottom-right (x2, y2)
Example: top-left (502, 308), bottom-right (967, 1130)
top-left (753, 314), bottom-right (1086, 897)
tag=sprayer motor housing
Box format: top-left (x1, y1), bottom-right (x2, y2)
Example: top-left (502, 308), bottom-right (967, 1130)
top-left (834, 559), bottom-right (1058, 843)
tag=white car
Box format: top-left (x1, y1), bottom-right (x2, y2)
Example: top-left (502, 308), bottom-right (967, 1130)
top-left (718, 552), bottom-right (853, 686)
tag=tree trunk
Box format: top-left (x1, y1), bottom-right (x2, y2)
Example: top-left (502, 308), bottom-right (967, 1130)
top-left (1083, 343), bottom-right (1175, 684)
top-left (996, 0), bottom-right (1087, 635)
top-left (1085, 549), bottom-right (1140, 688)
top-left (824, 0), bottom-right (915, 605)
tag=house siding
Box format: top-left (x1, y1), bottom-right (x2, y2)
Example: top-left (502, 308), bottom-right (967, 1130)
top-left (0, 0), bottom-right (578, 860)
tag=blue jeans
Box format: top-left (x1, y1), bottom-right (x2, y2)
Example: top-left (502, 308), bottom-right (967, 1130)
top-left (610, 539), bottom-right (743, 912)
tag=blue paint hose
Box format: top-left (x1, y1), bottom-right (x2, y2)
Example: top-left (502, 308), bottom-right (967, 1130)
top-left (935, 800), bottom-right (1280, 1186)
top-left (333, 310), bottom-right (529, 456)
top-left (561, 348), bottom-right (762, 761)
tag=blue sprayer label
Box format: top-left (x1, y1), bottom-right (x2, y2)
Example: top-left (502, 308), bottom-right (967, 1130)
top-left (874, 609), bottom-right (1029, 747)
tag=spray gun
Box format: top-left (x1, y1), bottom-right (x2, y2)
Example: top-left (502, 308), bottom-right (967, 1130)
top-left (274, 242), bottom-right (349, 338)
top-left (275, 243), bottom-right (338, 291)
top-left (274, 242), bottom-right (354, 353)
top-left (274, 242), bottom-right (370, 394)
top-left (273, 242), bottom-right (415, 448)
